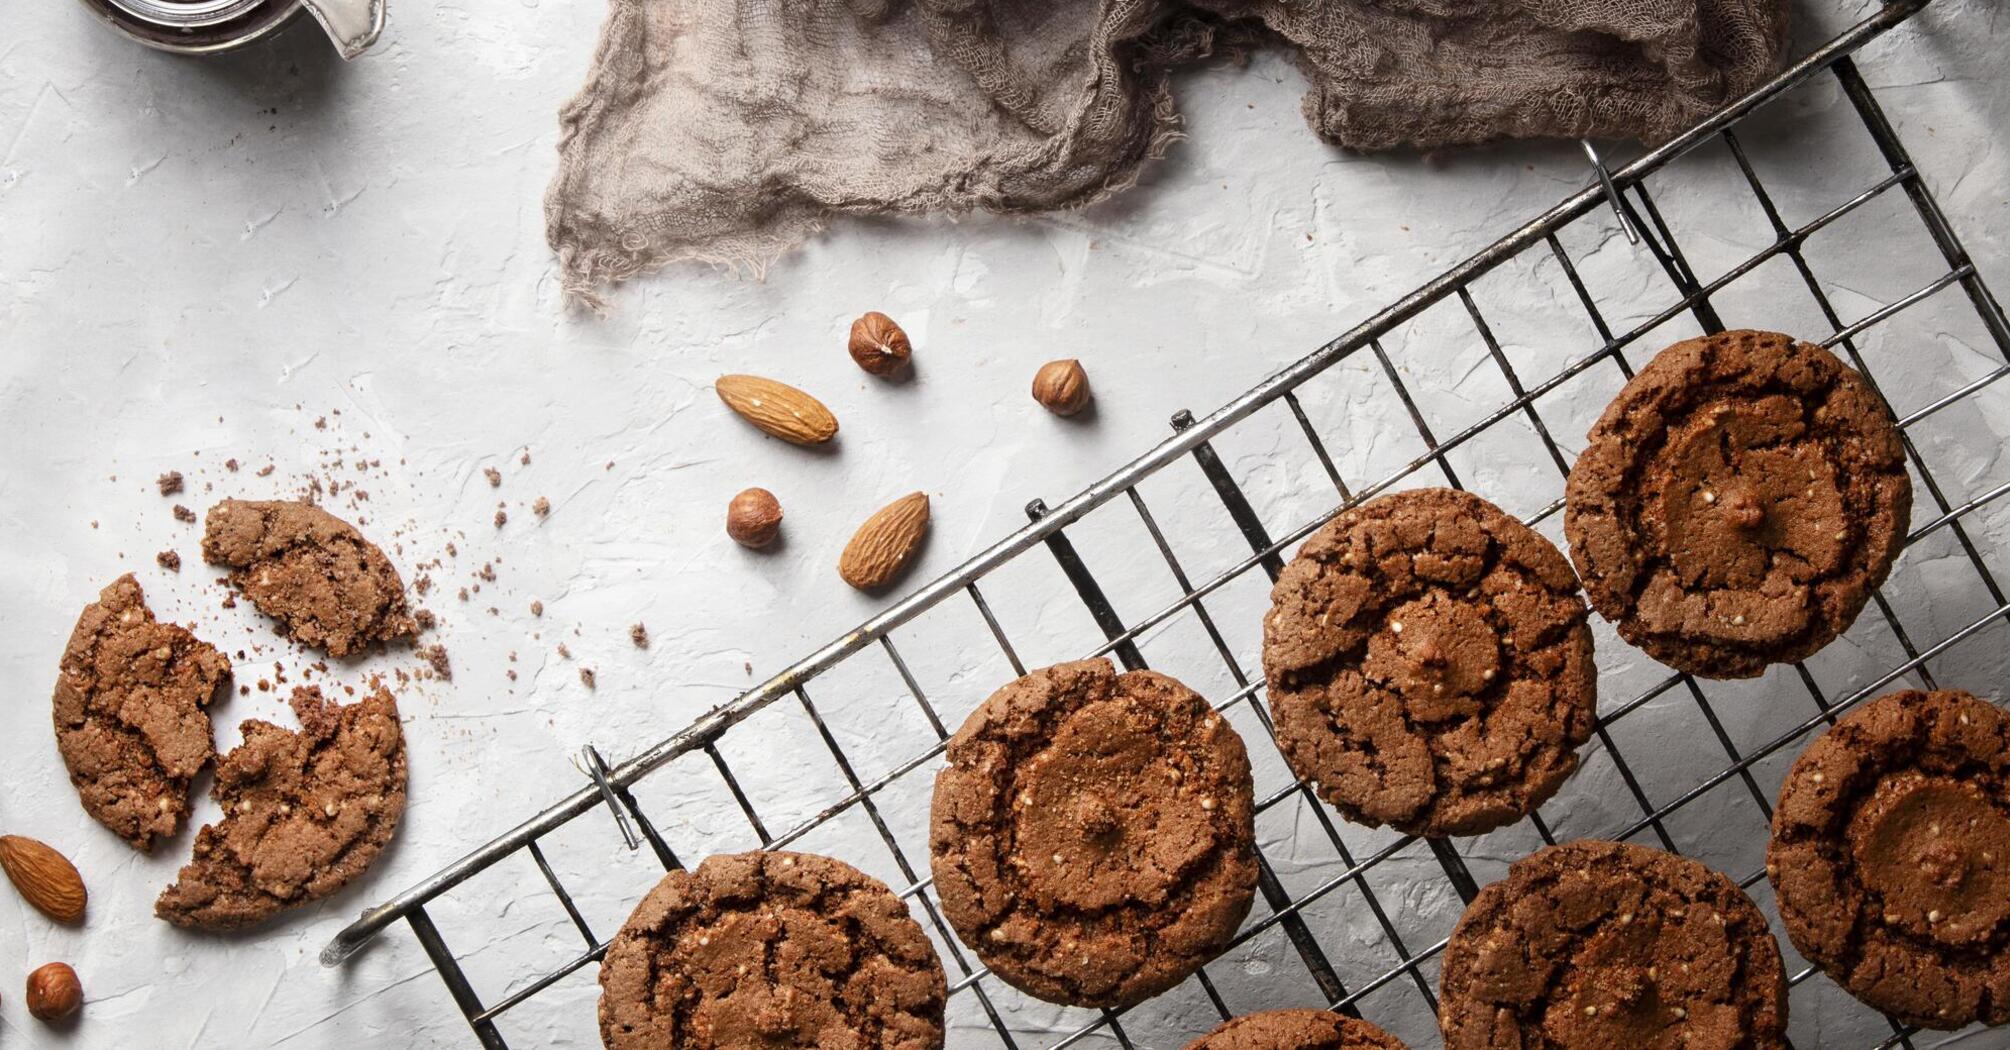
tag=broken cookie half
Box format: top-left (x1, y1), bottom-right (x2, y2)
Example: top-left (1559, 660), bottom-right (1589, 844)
top-left (156, 683), bottom-right (407, 931)
top-left (201, 499), bottom-right (417, 658)
top-left (53, 574), bottom-right (232, 851)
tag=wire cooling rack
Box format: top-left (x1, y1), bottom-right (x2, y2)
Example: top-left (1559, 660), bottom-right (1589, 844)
top-left (326, 1), bottom-right (2010, 1045)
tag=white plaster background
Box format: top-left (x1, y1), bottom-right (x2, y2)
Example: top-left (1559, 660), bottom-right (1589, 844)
top-left (4, 0), bottom-right (2010, 1046)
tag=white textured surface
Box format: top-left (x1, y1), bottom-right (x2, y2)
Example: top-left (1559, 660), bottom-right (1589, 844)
top-left (4, 1), bottom-right (2010, 1047)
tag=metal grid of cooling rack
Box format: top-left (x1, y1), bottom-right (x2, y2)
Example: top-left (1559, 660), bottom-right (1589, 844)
top-left (326, 1), bottom-right (2010, 1045)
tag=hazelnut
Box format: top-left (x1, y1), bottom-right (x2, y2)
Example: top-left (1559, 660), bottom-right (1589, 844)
top-left (26, 962), bottom-right (81, 1022)
top-left (726, 487), bottom-right (784, 549)
top-left (847, 311), bottom-right (911, 376)
top-left (1032, 359), bottom-right (1091, 416)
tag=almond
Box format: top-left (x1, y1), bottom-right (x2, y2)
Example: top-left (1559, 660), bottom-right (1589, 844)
top-left (715, 375), bottom-right (839, 446)
top-left (838, 492), bottom-right (930, 591)
top-left (0, 836), bottom-right (87, 924)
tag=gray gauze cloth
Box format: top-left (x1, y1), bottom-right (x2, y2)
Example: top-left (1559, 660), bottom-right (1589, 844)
top-left (546, 0), bottom-right (1790, 302)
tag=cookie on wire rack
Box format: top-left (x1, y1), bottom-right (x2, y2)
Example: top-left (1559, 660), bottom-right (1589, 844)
top-left (1564, 329), bottom-right (1911, 678)
top-left (929, 658), bottom-right (1258, 1008)
top-left (597, 850), bottom-right (947, 1049)
top-left (1440, 839), bottom-right (1788, 1049)
top-left (1767, 688), bottom-right (2009, 1030)
top-left (1263, 487), bottom-right (1597, 837)
top-left (1183, 1008), bottom-right (1410, 1049)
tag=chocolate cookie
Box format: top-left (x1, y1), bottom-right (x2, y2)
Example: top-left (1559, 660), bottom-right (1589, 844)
top-left (201, 499), bottom-right (417, 657)
top-left (597, 851), bottom-right (947, 1050)
top-left (1767, 689), bottom-right (2008, 1029)
top-left (1440, 839), bottom-right (1788, 1049)
top-left (929, 659), bottom-right (1257, 1007)
top-left (1564, 330), bottom-right (1911, 678)
top-left (53, 574), bottom-right (232, 851)
top-left (156, 684), bottom-right (406, 930)
top-left (1184, 1009), bottom-right (1409, 1049)
top-left (1263, 488), bottom-right (1595, 837)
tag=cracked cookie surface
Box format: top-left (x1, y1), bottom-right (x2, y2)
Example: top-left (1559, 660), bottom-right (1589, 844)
top-left (1264, 487), bottom-right (1595, 837)
top-left (54, 574), bottom-right (232, 850)
top-left (1768, 689), bottom-right (2009, 1029)
top-left (202, 499), bottom-right (417, 657)
top-left (156, 684), bottom-right (406, 930)
top-left (1441, 839), bottom-right (1787, 1049)
top-left (930, 659), bottom-right (1257, 1008)
top-left (1564, 330), bottom-right (1910, 678)
top-left (597, 851), bottom-right (947, 1050)
top-left (1184, 1008), bottom-right (1409, 1049)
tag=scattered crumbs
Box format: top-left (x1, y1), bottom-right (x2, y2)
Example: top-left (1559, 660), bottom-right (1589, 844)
top-left (457, 587), bottom-right (470, 601)
top-left (239, 685), bottom-right (251, 696)
top-left (420, 644), bottom-right (453, 681)
top-left (257, 678), bottom-right (272, 692)
top-left (156, 550), bottom-right (181, 571)
top-left (157, 471), bottom-right (184, 495)
top-left (173, 504), bottom-right (197, 523)
top-left (508, 650), bottom-right (518, 662)
top-left (630, 623), bottom-right (649, 649)
top-left (557, 642), bottom-right (572, 659)
top-left (414, 608), bottom-right (438, 630)
top-left (446, 542), bottom-right (458, 557)
top-left (315, 416), bottom-right (327, 430)
top-left (487, 606), bottom-right (500, 617)
top-left (578, 667), bottom-right (596, 689)
top-left (478, 562), bottom-right (496, 582)
top-left (483, 466), bottom-right (502, 488)
top-left (256, 464), bottom-right (275, 477)
top-left (530, 600), bottom-right (544, 617)
top-left (415, 573), bottom-right (433, 596)
top-left (90, 520), bottom-right (99, 530)
top-left (225, 458), bottom-right (240, 472)
top-left (744, 661), bottom-right (753, 676)
top-left (519, 450), bottom-right (532, 466)
top-left (221, 594), bottom-right (237, 609)
top-left (605, 460), bottom-right (614, 471)
top-left (494, 507), bottom-right (508, 528)
top-left (532, 496), bottom-right (550, 518)
top-left (506, 669), bottom-right (518, 681)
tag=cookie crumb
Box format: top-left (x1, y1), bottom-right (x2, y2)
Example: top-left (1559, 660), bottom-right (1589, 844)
top-left (530, 600), bottom-right (544, 617)
top-left (158, 471), bottom-right (184, 495)
top-left (225, 458), bottom-right (240, 472)
top-left (494, 507), bottom-right (508, 528)
top-left (156, 550), bottom-right (181, 571)
top-left (630, 623), bottom-right (649, 649)
top-left (532, 496), bottom-right (551, 518)
top-left (420, 644), bottom-right (453, 681)
top-left (257, 464), bottom-right (275, 477)
top-left (520, 450), bottom-right (532, 466)
top-left (578, 667), bottom-right (596, 688)
top-left (414, 608), bottom-right (437, 630)
top-left (173, 504), bottom-right (197, 523)
top-left (483, 466), bottom-right (502, 487)
top-left (557, 642), bottom-right (572, 659)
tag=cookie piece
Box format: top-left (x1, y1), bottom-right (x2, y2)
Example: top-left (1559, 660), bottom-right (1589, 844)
top-left (52, 575), bottom-right (232, 851)
top-left (1564, 330), bottom-right (1910, 678)
top-left (598, 851), bottom-right (947, 1050)
top-left (1440, 839), bottom-right (1787, 1048)
top-left (201, 499), bottom-right (417, 657)
top-left (155, 684), bottom-right (406, 930)
top-left (929, 659), bottom-right (1257, 1008)
top-left (1184, 1009), bottom-right (1409, 1049)
top-left (1767, 689), bottom-right (2008, 1028)
top-left (1263, 488), bottom-right (1595, 837)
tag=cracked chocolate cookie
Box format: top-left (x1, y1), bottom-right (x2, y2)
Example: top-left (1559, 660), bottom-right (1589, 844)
top-left (930, 659), bottom-right (1257, 1008)
top-left (54, 574), bottom-right (232, 851)
top-left (1441, 839), bottom-right (1788, 1049)
top-left (1263, 487), bottom-right (1595, 837)
top-left (201, 499), bottom-right (417, 657)
top-left (156, 684), bottom-right (406, 930)
top-left (597, 851), bottom-right (947, 1049)
top-left (1184, 1009), bottom-right (1409, 1049)
top-left (1564, 330), bottom-right (1911, 678)
top-left (1767, 689), bottom-right (2008, 1029)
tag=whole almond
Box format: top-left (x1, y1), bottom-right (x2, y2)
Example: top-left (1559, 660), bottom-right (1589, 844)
top-left (838, 492), bottom-right (930, 591)
top-left (0, 836), bottom-right (87, 924)
top-left (847, 311), bottom-right (912, 376)
top-left (26, 962), bottom-right (82, 1022)
top-left (1032, 359), bottom-right (1091, 416)
top-left (716, 375), bottom-right (839, 446)
top-left (726, 487), bottom-right (784, 549)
